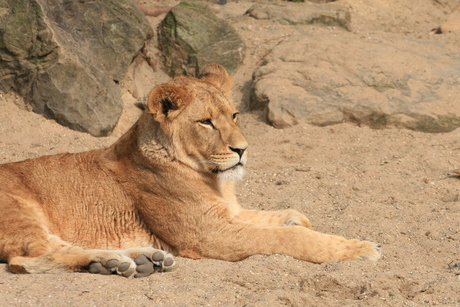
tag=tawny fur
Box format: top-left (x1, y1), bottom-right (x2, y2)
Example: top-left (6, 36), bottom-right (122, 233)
top-left (0, 64), bottom-right (381, 276)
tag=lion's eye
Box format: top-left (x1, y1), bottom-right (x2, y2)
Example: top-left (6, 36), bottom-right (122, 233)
top-left (198, 119), bottom-right (215, 128)
top-left (232, 112), bottom-right (239, 122)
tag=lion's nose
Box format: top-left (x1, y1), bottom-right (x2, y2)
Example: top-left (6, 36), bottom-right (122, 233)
top-left (229, 146), bottom-right (247, 158)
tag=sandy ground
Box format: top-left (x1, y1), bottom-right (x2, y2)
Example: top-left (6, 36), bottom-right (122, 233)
top-left (1, 0), bottom-right (460, 306)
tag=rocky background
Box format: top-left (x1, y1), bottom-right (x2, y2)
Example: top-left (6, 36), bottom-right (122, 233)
top-left (1, 0), bottom-right (460, 306)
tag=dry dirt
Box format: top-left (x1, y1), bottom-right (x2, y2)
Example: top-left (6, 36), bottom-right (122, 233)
top-left (1, 0), bottom-right (460, 306)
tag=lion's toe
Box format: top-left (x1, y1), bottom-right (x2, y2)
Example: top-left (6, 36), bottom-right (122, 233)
top-left (88, 254), bottom-right (136, 277)
top-left (88, 262), bottom-right (112, 275)
top-left (144, 249), bottom-right (175, 271)
top-left (133, 249), bottom-right (175, 278)
top-left (117, 261), bottom-right (131, 272)
top-left (134, 254), bottom-right (155, 278)
top-left (357, 241), bottom-right (382, 261)
top-left (105, 259), bottom-right (119, 268)
top-left (115, 256), bottom-right (137, 277)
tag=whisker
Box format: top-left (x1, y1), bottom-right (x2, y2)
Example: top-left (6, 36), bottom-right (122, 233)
top-left (194, 160), bottom-right (219, 174)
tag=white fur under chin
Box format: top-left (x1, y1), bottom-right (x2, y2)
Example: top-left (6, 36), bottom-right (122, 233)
top-left (218, 166), bottom-right (246, 182)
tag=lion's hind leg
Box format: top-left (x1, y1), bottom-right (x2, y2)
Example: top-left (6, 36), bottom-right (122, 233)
top-left (9, 244), bottom-right (175, 278)
top-left (1, 193), bottom-right (174, 277)
top-left (7, 237), bottom-right (132, 276)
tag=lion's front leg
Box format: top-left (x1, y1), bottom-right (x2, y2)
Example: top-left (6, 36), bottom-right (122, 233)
top-left (189, 223), bottom-right (381, 263)
top-left (232, 209), bottom-right (313, 229)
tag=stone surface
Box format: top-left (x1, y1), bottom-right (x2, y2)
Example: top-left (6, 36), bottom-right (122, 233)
top-left (158, 1), bottom-right (245, 77)
top-left (0, 0), bottom-right (58, 96)
top-left (249, 33), bottom-right (460, 132)
top-left (0, 0), bottom-right (152, 136)
top-left (31, 53), bottom-right (123, 137)
top-left (246, 1), bottom-right (351, 30)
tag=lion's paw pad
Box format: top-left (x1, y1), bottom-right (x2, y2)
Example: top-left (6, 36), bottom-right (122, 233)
top-left (88, 262), bottom-right (112, 275)
top-left (133, 251), bottom-right (175, 278)
top-left (88, 255), bottom-right (136, 277)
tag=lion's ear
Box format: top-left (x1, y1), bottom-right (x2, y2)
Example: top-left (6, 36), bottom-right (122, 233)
top-left (198, 64), bottom-right (233, 99)
top-left (147, 84), bottom-right (191, 121)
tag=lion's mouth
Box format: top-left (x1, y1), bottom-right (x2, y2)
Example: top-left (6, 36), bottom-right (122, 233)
top-left (211, 162), bottom-right (243, 174)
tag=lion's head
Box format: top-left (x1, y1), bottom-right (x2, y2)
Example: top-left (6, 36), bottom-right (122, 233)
top-left (146, 64), bottom-right (248, 181)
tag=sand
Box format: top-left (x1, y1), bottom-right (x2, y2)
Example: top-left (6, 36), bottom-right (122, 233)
top-left (1, 0), bottom-right (460, 305)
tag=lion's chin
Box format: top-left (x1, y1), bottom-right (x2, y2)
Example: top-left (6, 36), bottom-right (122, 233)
top-left (217, 165), bottom-right (245, 182)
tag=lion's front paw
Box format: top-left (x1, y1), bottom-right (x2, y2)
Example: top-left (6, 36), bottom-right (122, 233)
top-left (357, 241), bottom-right (382, 261)
top-left (283, 209), bottom-right (313, 229)
top-left (336, 239), bottom-right (382, 262)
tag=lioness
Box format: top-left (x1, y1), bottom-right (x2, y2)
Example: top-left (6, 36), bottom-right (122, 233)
top-left (0, 64), bottom-right (381, 277)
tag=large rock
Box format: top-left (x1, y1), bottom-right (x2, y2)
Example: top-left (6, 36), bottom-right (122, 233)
top-left (0, 0), bottom-right (152, 136)
top-left (158, 1), bottom-right (244, 77)
top-left (246, 1), bottom-right (351, 30)
top-left (250, 33), bottom-right (460, 133)
top-left (0, 0), bottom-right (57, 97)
